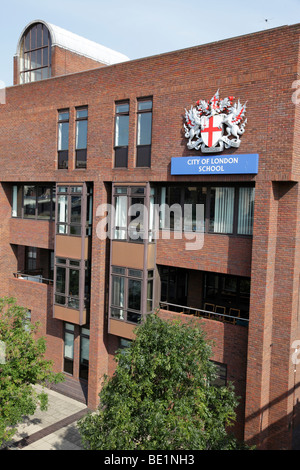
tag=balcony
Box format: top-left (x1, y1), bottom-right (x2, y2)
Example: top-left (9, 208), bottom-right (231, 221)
top-left (13, 270), bottom-right (53, 285)
top-left (159, 301), bottom-right (249, 327)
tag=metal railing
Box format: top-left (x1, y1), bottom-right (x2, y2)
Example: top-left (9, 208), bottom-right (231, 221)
top-left (13, 271), bottom-right (53, 285)
top-left (159, 301), bottom-right (249, 326)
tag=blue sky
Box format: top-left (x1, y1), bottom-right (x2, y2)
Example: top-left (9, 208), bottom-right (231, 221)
top-left (0, 0), bottom-right (300, 87)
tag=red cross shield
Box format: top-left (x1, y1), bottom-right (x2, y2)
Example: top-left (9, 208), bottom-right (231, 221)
top-left (201, 115), bottom-right (223, 148)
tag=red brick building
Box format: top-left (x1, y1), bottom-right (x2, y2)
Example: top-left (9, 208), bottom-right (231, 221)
top-left (1, 19), bottom-right (300, 450)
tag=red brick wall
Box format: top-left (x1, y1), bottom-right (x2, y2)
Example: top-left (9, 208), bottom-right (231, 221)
top-left (51, 46), bottom-right (107, 79)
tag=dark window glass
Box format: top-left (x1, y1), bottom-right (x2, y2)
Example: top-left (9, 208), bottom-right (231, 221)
top-left (23, 185), bottom-right (36, 218)
top-left (37, 186), bottom-right (52, 219)
top-left (128, 279), bottom-right (141, 311)
top-left (56, 266), bottom-right (66, 294)
top-left (115, 102), bottom-right (129, 168)
top-left (80, 328), bottom-right (90, 380)
top-left (203, 272), bottom-right (250, 320)
top-left (25, 246), bottom-right (37, 272)
top-left (211, 362), bottom-right (227, 387)
top-left (75, 108), bottom-right (88, 169)
top-left (69, 269), bottom-right (79, 297)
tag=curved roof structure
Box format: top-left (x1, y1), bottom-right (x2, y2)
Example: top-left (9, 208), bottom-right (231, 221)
top-left (16, 19), bottom-right (130, 65)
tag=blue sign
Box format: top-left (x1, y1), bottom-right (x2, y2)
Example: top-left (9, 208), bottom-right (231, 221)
top-left (171, 154), bottom-right (259, 175)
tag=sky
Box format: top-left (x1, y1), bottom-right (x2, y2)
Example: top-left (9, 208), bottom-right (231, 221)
top-left (0, 0), bottom-right (300, 87)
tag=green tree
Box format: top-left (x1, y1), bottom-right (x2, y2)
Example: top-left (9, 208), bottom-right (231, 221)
top-left (0, 297), bottom-right (64, 446)
top-left (78, 312), bottom-right (240, 450)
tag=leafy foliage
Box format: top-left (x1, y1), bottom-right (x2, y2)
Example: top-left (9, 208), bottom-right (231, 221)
top-left (78, 313), bottom-right (240, 450)
top-left (0, 297), bottom-right (64, 446)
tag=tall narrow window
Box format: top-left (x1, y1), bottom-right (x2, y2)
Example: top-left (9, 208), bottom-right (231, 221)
top-left (114, 101), bottom-right (129, 168)
top-left (114, 188), bottom-right (128, 240)
top-left (238, 187), bottom-right (255, 235)
top-left (75, 107), bottom-right (88, 169)
top-left (64, 323), bottom-right (74, 375)
top-left (80, 327), bottom-right (90, 380)
top-left (58, 110), bottom-right (69, 169)
top-left (37, 185), bottom-right (53, 219)
top-left (136, 98), bottom-right (152, 167)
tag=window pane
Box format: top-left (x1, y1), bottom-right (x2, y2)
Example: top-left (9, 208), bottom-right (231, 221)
top-left (129, 197), bottom-right (144, 240)
top-left (55, 294), bottom-right (65, 305)
top-left (138, 100), bottom-right (152, 111)
top-left (70, 196), bottom-right (81, 224)
top-left (111, 275), bottom-right (125, 307)
top-left (12, 185), bottom-right (22, 217)
top-left (76, 120), bottom-right (87, 149)
top-left (69, 269), bottom-right (79, 297)
top-left (37, 186), bottom-right (52, 219)
top-left (58, 195), bottom-right (68, 223)
top-left (238, 187), bottom-right (255, 235)
top-left (23, 185), bottom-right (36, 218)
top-left (115, 115), bottom-right (129, 147)
top-left (25, 32), bottom-right (30, 51)
top-left (58, 122), bottom-right (69, 150)
top-left (112, 266), bottom-right (125, 275)
top-left (58, 112), bottom-right (69, 122)
top-left (31, 25), bottom-right (37, 49)
top-left (56, 266), bottom-right (66, 294)
top-left (43, 47), bottom-right (48, 66)
top-left (24, 52), bottom-right (30, 70)
top-left (42, 26), bottom-right (49, 46)
top-left (116, 103), bottom-right (129, 113)
top-left (184, 186), bottom-right (206, 232)
top-left (210, 187), bottom-right (234, 234)
top-left (76, 108), bottom-right (88, 119)
top-left (64, 332), bottom-right (74, 359)
top-left (70, 225), bottom-right (81, 236)
top-left (114, 195), bottom-right (127, 239)
top-left (127, 312), bottom-right (141, 323)
top-left (137, 112), bottom-right (152, 145)
top-left (80, 335), bottom-right (89, 380)
top-left (220, 276), bottom-right (237, 302)
top-left (147, 279), bottom-right (153, 312)
top-left (111, 307), bottom-right (125, 320)
top-left (128, 279), bottom-right (141, 311)
top-left (114, 146), bottom-right (128, 168)
top-left (68, 297), bottom-right (80, 310)
top-left (30, 50), bottom-right (37, 69)
top-left (160, 187), bottom-right (182, 230)
top-left (128, 269), bottom-right (143, 278)
top-left (37, 24), bottom-right (43, 48)
top-left (75, 149), bottom-right (87, 169)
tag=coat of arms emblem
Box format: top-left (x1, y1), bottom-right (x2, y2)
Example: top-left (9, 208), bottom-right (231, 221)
top-left (183, 90), bottom-right (247, 153)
